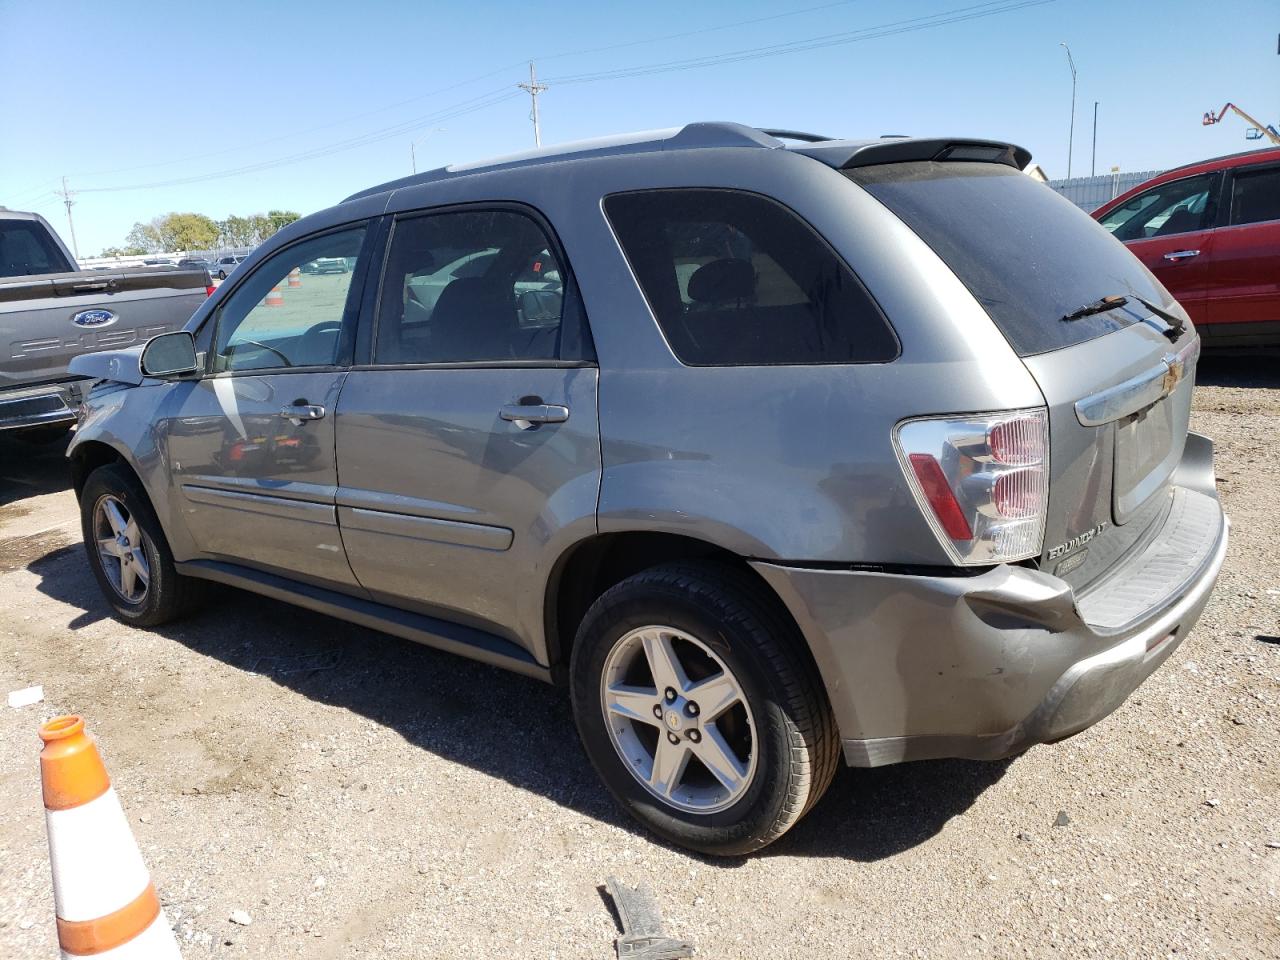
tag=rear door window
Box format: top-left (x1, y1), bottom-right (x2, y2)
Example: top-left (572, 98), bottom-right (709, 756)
top-left (849, 162), bottom-right (1171, 356)
top-left (604, 189), bottom-right (897, 366)
top-left (1097, 173), bottom-right (1218, 240)
top-left (374, 209), bottom-right (588, 365)
top-left (1229, 166), bottom-right (1280, 226)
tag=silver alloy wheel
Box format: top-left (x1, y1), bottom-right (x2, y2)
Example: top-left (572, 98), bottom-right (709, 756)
top-left (600, 625), bottom-right (757, 814)
top-left (93, 494), bottom-right (150, 604)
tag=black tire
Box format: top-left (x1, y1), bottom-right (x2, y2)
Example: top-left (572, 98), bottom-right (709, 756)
top-left (569, 561), bottom-right (839, 856)
top-left (217, 270), bottom-right (227, 279)
top-left (80, 463), bottom-right (207, 627)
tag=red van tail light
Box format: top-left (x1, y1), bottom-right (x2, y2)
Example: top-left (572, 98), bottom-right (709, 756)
top-left (894, 409), bottom-right (1049, 565)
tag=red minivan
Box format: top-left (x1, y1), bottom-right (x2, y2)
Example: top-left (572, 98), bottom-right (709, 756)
top-left (1093, 146), bottom-right (1280, 347)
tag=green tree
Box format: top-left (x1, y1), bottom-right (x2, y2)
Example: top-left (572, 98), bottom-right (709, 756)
top-left (125, 221), bottom-right (162, 253)
top-left (218, 215), bottom-right (256, 247)
top-left (99, 245), bottom-right (147, 257)
top-left (156, 212), bottom-right (219, 252)
top-left (262, 209), bottom-right (301, 238)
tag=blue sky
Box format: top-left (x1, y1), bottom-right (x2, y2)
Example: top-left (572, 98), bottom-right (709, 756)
top-left (2, 0), bottom-right (1275, 256)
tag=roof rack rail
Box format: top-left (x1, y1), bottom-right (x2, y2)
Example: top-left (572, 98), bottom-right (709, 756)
top-left (758, 128), bottom-right (835, 143)
top-left (342, 122), bottom-right (784, 202)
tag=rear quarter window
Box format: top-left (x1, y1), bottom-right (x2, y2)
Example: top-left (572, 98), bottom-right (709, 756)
top-left (849, 162), bottom-right (1169, 356)
top-left (604, 189), bottom-right (898, 366)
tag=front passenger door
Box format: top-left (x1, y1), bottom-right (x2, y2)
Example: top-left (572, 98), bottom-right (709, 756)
top-left (162, 224), bottom-right (371, 590)
top-left (1097, 173), bottom-right (1220, 325)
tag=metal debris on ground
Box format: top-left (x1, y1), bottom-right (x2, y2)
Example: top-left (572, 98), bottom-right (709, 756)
top-left (604, 876), bottom-right (694, 960)
top-left (8, 685), bottom-right (43, 708)
top-left (250, 651), bottom-right (342, 675)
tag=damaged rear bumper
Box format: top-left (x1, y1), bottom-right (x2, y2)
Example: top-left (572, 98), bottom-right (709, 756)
top-left (753, 474), bottom-right (1228, 767)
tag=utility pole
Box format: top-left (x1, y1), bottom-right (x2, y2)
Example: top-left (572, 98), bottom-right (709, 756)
top-left (1060, 42), bottom-right (1077, 180)
top-left (56, 176), bottom-right (80, 260)
top-left (1091, 101), bottom-right (1099, 177)
top-left (410, 127), bottom-right (446, 174)
top-left (517, 61), bottom-right (549, 147)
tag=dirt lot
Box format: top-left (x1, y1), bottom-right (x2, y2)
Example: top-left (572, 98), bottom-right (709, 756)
top-left (2, 358), bottom-right (1278, 960)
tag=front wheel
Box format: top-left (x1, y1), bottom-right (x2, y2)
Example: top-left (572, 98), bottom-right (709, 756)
top-left (80, 464), bottom-right (206, 627)
top-left (570, 562), bottom-right (839, 856)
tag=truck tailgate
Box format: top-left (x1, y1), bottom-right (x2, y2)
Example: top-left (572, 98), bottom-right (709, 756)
top-left (0, 268), bottom-right (207, 392)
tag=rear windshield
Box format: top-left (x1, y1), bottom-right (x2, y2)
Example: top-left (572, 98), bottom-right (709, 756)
top-left (847, 162), bottom-right (1167, 356)
top-left (0, 220), bottom-right (74, 277)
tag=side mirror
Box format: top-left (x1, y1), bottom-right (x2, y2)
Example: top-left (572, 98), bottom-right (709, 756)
top-left (140, 331), bottom-right (198, 378)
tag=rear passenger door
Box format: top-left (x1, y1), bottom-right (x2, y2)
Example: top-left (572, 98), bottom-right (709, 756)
top-left (1204, 162), bottom-right (1280, 334)
top-left (334, 206), bottom-right (600, 660)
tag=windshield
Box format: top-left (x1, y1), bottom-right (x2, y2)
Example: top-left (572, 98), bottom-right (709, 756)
top-left (847, 161), bottom-right (1168, 356)
top-left (0, 219), bottom-right (74, 277)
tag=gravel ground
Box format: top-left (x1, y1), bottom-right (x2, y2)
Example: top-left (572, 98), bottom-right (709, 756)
top-left (1, 357), bottom-right (1278, 960)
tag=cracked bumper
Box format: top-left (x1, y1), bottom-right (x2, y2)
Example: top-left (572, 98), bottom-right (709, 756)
top-left (752, 484), bottom-right (1228, 768)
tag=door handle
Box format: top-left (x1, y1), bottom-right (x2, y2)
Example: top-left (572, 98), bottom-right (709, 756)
top-left (499, 403), bottom-right (569, 426)
top-left (1163, 249), bottom-right (1201, 261)
top-left (279, 403), bottom-right (326, 422)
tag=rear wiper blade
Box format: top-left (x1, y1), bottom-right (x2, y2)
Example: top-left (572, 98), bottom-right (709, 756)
top-left (1130, 294), bottom-right (1186, 342)
top-left (1060, 294), bottom-right (1128, 322)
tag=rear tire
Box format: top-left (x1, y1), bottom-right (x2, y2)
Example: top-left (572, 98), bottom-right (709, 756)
top-left (569, 561), bottom-right (839, 856)
top-left (80, 464), bottom-right (206, 627)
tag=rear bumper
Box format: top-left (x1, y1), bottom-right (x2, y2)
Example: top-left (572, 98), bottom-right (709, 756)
top-left (0, 382), bottom-right (82, 432)
top-left (753, 472), bottom-right (1228, 767)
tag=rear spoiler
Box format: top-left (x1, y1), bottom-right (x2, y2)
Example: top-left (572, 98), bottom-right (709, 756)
top-left (793, 138), bottom-right (1032, 172)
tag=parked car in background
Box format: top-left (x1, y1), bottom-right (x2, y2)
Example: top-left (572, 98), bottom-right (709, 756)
top-left (141, 258), bottom-right (176, 267)
top-left (214, 255), bottom-right (247, 279)
top-left (302, 256), bottom-right (350, 274)
top-left (0, 209), bottom-right (212, 438)
top-left (1094, 146), bottom-right (1280, 347)
top-left (177, 257), bottom-right (213, 272)
top-left (66, 123), bottom-right (1226, 855)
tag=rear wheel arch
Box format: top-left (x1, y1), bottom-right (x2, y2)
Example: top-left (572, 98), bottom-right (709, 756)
top-left (543, 531), bottom-right (815, 679)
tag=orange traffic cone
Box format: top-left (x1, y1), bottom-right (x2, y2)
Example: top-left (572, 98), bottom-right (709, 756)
top-left (287, 268), bottom-right (301, 288)
top-left (265, 285), bottom-right (284, 307)
top-left (39, 716), bottom-right (182, 959)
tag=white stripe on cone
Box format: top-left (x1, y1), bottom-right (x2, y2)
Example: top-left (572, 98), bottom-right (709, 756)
top-left (65, 911), bottom-right (183, 960)
top-left (47, 788), bottom-right (150, 921)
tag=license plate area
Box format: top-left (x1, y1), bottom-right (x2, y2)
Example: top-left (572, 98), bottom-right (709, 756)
top-left (1112, 378), bottom-right (1190, 523)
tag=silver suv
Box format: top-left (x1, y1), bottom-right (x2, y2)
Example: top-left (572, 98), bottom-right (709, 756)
top-left (67, 123), bottom-right (1228, 855)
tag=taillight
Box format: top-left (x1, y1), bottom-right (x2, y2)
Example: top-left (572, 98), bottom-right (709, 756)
top-left (205, 284), bottom-right (216, 297)
top-left (894, 409), bottom-right (1049, 565)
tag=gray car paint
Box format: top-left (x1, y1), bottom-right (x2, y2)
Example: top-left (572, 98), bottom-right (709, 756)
top-left (67, 124), bottom-right (1227, 766)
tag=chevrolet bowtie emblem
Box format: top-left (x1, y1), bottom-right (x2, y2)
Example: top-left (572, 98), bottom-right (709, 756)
top-left (1162, 353), bottom-right (1183, 394)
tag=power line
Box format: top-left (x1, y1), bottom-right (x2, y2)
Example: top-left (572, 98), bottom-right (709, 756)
top-left (76, 90), bottom-right (521, 194)
top-left (545, 1), bottom-right (1054, 85)
top-left (63, 0), bottom-right (1053, 197)
top-left (63, 0), bottom-right (866, 184)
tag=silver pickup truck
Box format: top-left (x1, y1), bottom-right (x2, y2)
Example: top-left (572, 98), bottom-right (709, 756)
top-left (0, 208), bottom-right (212, 438)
